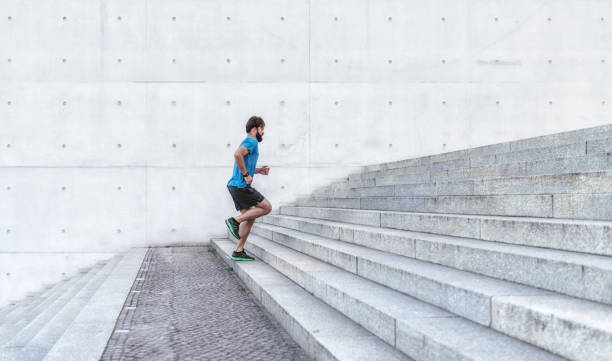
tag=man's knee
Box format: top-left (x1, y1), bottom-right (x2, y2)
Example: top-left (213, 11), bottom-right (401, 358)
top-left (264, 200), bottom-right (273, 214)
top-left (258, 199), bottom-right (272, 215)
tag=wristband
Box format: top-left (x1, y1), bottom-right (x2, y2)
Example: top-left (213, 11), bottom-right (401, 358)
top-left (242, 171), bottom-right (250, 177)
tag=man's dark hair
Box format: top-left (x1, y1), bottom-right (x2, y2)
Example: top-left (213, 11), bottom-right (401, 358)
top-left (246, 116), bottom-right (265, 133)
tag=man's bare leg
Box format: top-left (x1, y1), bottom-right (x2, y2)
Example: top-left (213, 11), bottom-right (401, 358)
top-left (234, 199), bottom-right (272, 252)
top-left (234, 198), bottom-right (272, 224)
top-left (235, 209), bottom-right (253, 252)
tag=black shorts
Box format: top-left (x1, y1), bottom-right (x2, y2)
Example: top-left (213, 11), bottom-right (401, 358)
top-left (227, 185), bottom-right (265, 211)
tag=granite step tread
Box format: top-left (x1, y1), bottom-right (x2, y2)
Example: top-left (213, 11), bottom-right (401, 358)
top-left (252, 222), bottom-right (551, 326)
top-left (42, 247), bottom-right (149, 361)
top-left (295, 194), bottom-right (558, 218)
top-left (0, 291), bottom-right (47, 324)
top-left (212, 239), bottom-right (413, 361)
top-left (228, 233), bottom-right (566, 361)
top-left (361, 124), bottom-right (612, 173)
top-left (280, 206), bottom-right (612, 256)
top-left (348, 152), bottom-right (612, 189)
top-left (3, 284), bottom-right (54, 310)
top-left (294, 191), bottom-right (612, 221)
top-left (394, 137), bottom-right (610, 179)
top-left (436, 153), bottom-right (612, 183)
top-left (354, 139), bottom-right (597, 181)
top-left (0, 280), bottom-right (71, 326)
top-left (0, 305), bottom-right (18, 323)
top-left (0, 273), bottom-right (87, 343)
top-left (318, 171), bottom-right (612, 198)
top-left (252, 221), bottom-right (612, 327)
top-left (260, 214), bottom-right (612, 305)
top-left (0, 255), bottom-right (123, 361)
top-left (0, 264), bottom-right (106, 350)
top-left (250, 223), bottom-right (612, 361)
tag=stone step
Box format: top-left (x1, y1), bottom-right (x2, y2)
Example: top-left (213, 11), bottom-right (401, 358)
top-left (252, 222), bottom-right (542, 325)
top-left (0, 305), bottom-right (19, 324)
top-left (224, 234), bottom-right (565, 361)
top-left (294, 192), bottom-right (612, 221)
top-left (295, 194), bottom-right (553, 218)
top-left (0, 273), bottom-right (87, 344)
top-left (349, 152), bottom-right (612, 189)
top-left (436, 152), bottom-right (612, 184)
top-left (280, 206), bottom-right (612, 257)
top-left (211, 239), bottom-right (412, 361)
top-left (0, 284), bottom-right (56, 324)
top-left (294, 194), bottom-right (553, 218)
top-left (474, 171), bottom-right (612, 195)
top-left (0, 279), bottom-right (76, 326)
top-left (355, 140), bottom-right (595, 182)
top-left (0, 255), bottom-right (122, 361)
top-left (42, 247), bottom-right (148, 361)
top-left (260, 214), bottom-right (612, 306)
top-left (312, 181), bottom-right (352, 197)
top-left (316, 171), bottom-right (612, 199)
top-left (250, 223), bottom-right (612, 361)
top-left (513, 125), bottom-right (612, 152)
top-left (0, 264), bottom-right (106, 352)
top-left (471, 141), bottom-right (589, 168)
top-left (362, 123), bottom-right (612, 173)
top-left (316, 179), bottom-right (469, 198)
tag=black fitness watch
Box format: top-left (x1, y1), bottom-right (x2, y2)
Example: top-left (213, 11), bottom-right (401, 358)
top-left (242, 171), bottom-right (250, 178)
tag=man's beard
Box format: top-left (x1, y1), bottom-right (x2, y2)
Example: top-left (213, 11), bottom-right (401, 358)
top-left (256, 130), bottom-right (263, 142)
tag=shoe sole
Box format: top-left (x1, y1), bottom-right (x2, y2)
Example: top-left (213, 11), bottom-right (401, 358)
top-left (225, 219), bottom-right (240, 240)
top-left (231, 257), bottom-right (254, 261)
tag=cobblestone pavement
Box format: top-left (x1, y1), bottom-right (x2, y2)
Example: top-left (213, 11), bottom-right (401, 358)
top-left (101, 246), bottom-right (311, 361)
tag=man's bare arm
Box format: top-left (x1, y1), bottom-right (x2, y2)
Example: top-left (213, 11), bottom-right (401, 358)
top-left (255, 166), bottom-right (270, 175)
top-left (234, 146), bottom-right (249, 174)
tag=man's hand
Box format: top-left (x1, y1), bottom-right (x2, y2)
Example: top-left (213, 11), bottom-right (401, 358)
top-left (256, 165), bottom-right (270, 175)
top-left (245, 175), bottom-right (253, 185)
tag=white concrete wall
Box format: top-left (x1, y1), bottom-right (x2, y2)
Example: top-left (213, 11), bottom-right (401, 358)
top-left (1, 0), bottom-right (611, 257)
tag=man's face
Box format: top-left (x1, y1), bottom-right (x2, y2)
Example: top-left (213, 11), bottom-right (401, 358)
top-left (256, 126), bottom-right (264, 142)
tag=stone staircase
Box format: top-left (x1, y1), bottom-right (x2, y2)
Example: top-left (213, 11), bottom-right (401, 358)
top-left (213, 123), bottom-right (612, 361)
top-left (0, 247), bottom-right (147, 361)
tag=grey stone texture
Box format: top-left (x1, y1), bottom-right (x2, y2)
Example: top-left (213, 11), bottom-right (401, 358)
top-left (239, 124), bottom-right (612, 361)
top-left (492, 295), bottom-right (612, 361)
top-left (244, 219), bottom-right (612, 361)
top-left (281, 206), bottom-right (612, 257)
top-left (259, 214), bottom-right (612, 306)
top-left (250, 223), bottom-right (552, 327)
top-left (0, 250), bottom-right (144, 361)
top-left (2, 257), bottom-right (123, 361)
top-left (0, 284), bottom-right (56, 324)
top-left (214, 235), bottom-right (563, 361)
top-left (0, 276), bottom-right (80, 347)
top-left (101, 245), bottom-right (311, 361)
top-left (360, 123), bottom-right (612, 173)
top-left (213, 240), bottom-right (409, 361)
top-left (44, 248), bottom-right (146, 361)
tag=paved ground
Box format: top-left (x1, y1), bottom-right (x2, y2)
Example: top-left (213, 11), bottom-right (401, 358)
top-left (101, 245), bottom-right (310, 361)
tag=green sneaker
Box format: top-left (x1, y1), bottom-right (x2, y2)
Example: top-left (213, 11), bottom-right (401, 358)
top-left (231, 250), bottom-right (254, 261)
top-left (225, 217), bottom-right (240, 240)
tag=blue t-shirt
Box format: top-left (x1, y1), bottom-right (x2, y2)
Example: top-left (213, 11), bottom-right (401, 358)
top-left (227, 135), bottom-right (259, 188)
